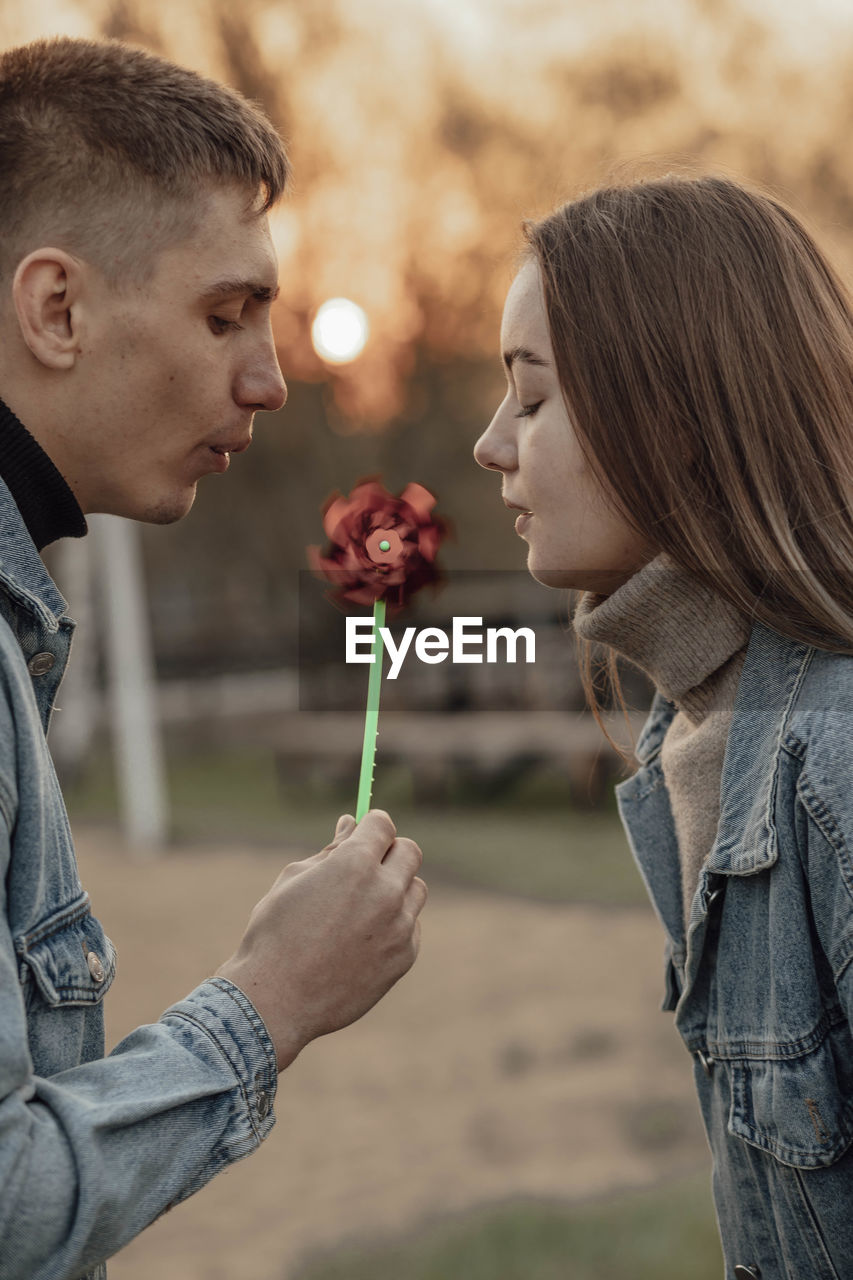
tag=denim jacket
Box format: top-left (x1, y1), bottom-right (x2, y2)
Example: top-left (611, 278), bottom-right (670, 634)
top-left (0, 480), bottom-right (278, 1280)
top-left (615, 616), bottom-right (853, 1278)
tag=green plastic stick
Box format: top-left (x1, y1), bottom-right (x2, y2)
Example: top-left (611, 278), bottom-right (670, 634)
top-left (356, 598), bottom-right (386, 820)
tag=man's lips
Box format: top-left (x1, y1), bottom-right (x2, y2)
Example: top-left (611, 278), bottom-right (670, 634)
top-left (209, 435), bottom-right (252, 456)
top-left (202, 434), bottom-right (252, 474)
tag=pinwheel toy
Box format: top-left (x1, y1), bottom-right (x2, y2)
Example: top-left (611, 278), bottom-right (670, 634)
top-left (308, 477), bottom-right (448, 819)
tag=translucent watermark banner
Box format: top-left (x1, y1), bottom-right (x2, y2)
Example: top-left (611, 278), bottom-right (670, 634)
top-left (297, 569), bottom-right (653, 713)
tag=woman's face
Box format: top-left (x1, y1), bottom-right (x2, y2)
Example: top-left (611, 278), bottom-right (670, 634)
top-left (474, 258), bottom-right (655, 595)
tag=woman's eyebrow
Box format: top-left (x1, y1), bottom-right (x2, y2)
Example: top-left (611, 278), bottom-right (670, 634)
top-left (200, 278), bottom-right (280, 303)
top-left (503, 345), bottom-right (551, 371)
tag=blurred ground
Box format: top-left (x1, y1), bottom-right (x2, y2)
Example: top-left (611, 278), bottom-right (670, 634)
top-left (73, 827), bottom-right (712, 1280)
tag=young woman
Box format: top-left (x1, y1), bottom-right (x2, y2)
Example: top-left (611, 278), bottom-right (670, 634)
top-left (474, 173), bottom-right (853, 1280)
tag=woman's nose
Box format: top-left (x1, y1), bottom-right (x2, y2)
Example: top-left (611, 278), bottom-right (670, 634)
top-left (474, 411), bottom-right (514, 472)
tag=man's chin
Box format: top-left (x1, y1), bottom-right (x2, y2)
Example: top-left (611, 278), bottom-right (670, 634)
top-left (121, 486), bottom-right (197, 526)
top-left (147, 492), bottom-right (197, 525)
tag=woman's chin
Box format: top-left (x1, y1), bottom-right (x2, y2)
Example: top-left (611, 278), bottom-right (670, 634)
top-left (529, 563), bottom-right (633, 593)
top-left (528, 564), bottom-right (575, 590)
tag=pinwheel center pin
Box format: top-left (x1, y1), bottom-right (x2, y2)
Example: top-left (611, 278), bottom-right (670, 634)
top-left (365, 527), bottom-right (404, 565)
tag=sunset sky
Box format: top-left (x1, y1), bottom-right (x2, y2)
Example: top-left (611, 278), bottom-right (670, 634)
top-left (3, 0), bottom-right (853, 425)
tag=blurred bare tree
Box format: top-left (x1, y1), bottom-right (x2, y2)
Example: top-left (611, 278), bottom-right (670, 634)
top-left (78, 0), bottom-right (853, 426)
top-left (8, 0), bottom-right (853, 672)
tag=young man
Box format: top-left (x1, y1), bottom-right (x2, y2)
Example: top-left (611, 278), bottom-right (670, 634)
top-left (0, 36), bottom-right (427, 1280)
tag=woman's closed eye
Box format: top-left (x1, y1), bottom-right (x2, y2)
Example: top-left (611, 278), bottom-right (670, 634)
top-left (515, 401), bottom-right (543, 419)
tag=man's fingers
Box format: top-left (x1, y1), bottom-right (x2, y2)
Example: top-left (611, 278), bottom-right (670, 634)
top-left (334, 813), bottom-right (357, 840)
top-left (278, 811), bottom-right (399, 888)
top-left (333, 808), bottom-right (397, 861)
top-left (382, 836), bottom-right (423, 882)
top-left (315, 813), bottom-right (357, 856)
top-left (359, 808), bottom-right (397, 843)
top-left (272, 814), bottom-right (356, 887)
top-left (405, 875), bottom-right (428, 917)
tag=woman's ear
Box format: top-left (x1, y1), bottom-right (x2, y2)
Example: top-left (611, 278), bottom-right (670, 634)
top-left (12, 248), bottom-right (85, 370)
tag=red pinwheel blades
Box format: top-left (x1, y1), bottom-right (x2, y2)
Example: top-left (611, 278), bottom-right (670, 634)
top-left (307, 476), bottom-right (449, 616)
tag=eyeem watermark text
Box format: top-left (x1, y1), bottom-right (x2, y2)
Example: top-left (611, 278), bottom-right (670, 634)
top-left (346, 616), bottom-right (536, 679)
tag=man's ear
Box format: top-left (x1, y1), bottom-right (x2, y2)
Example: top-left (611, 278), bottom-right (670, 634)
top-left (12, 249), bottom-right (87, 370)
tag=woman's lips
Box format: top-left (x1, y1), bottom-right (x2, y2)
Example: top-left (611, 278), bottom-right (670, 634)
top-left (502, 498), bottom-right (533, 535)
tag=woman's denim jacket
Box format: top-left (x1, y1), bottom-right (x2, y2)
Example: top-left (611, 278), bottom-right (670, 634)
top-left (615, 615), bottom-right (853, 1278)
top-left (0, 481), bottom-right (278, 1280)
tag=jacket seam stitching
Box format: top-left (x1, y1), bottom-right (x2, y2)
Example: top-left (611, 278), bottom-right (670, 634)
top-left (16, 893), bottom-right (91, 951)
top-left (0, 576), bottom-right (62, 632)
top-left (206, 978), bottom-right (277, 1078)
top-left (0, 774), bottom-right (15, 829)
top-left (791, 1166), bottom-right (843, 1278)
top-left (780, 729), bottom-right (807, 761)
top-left (834, 944), bottom-right (853, 987)
top-left (705, 1006), bottom-right (848, 1060)
top-left (162, 1008), bottom-right (263, 1143)
top-left (798, 775), bottom-right (853, 899)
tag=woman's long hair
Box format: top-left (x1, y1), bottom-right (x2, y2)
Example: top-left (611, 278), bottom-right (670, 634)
top-left (523, 173), bottom-right (853, 768)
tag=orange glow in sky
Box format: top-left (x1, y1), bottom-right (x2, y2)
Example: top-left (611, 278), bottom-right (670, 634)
top-left (3, 0), bottom-right (853, 427)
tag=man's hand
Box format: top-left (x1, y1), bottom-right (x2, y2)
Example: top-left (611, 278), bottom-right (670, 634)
top-left (214, 809), bottom-right (426, 1071)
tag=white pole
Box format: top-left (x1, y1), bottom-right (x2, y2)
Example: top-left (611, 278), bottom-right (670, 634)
top-left (89, 514), bottom-right (169, 854)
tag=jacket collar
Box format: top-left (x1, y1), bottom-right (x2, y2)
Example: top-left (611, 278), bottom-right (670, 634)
top-left (632, 618), bottom-right (815, 877)
top-left (0, 476), bottom-right (69, 632)
top-left (572, 552), bottom-right (752, 725)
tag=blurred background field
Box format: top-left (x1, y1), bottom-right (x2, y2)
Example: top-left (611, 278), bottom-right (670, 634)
top-left (291, 1174), bottom-right (724, 1280)
top-left (64, 745), bottom-right (651, 905)
top-left (9, 0), bottom-right (853, 1271)
top-left (73, 822), bottom-right (721, 1280)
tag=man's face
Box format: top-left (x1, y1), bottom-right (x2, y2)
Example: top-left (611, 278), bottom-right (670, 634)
top-left (62, 183), bottom-right (287, 522)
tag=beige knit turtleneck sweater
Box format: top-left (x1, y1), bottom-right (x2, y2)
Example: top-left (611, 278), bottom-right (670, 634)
top-left (571, 552), bottom-right (753, 933)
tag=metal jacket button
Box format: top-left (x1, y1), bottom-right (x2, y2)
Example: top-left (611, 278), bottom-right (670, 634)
top-left (256, 1090), bottom-right (271, 1120)
top-left (734, 1267), bottom-right (761, 1279)
top-left (695, 1049), bottom-right (715, 1076)
top-left (27, 652), bottom-right (55, 676)
top-left (87, 951), bottom-right (105, 983)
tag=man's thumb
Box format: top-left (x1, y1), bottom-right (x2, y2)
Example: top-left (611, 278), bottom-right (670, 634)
top-left (334, 813), bottom-right (357, 839)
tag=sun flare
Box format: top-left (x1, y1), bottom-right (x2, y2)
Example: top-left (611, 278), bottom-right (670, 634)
top-left (311, 298), bottom-right (370, 364)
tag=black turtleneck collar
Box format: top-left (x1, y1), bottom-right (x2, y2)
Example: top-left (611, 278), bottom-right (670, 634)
top-left (0, 398), bottom-right (87, 550)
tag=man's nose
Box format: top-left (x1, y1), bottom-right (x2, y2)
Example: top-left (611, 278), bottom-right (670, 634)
top-left (237, 336), bottom-right (287, 412)
top-left (258, 352), bottom-right (287, 412)
top-left (266, 369), bottom-right (287, 412)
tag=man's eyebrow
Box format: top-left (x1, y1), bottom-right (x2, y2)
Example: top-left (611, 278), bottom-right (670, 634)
top-left (200, 278), bottom-right (280, 304)
top-left (503, 345), bottom-right (551, 371)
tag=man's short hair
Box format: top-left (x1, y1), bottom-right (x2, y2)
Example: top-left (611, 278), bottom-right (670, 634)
top-left (0, 36), bottom-right (291, 286)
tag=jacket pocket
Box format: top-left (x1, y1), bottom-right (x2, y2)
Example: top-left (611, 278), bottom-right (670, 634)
top-left (728, 1021), bottom-right (853, 1168)
top-left (17, 893), bottom-right (117, 1008)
